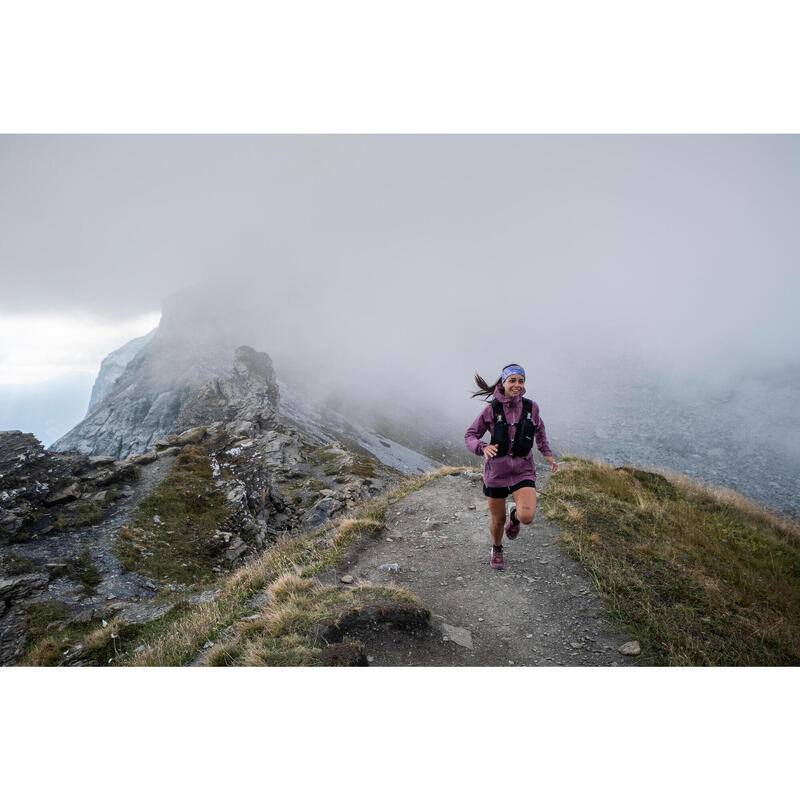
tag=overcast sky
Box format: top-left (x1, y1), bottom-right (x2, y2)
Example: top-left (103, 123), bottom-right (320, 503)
top-left (1, 135), bottom-right (798, 425)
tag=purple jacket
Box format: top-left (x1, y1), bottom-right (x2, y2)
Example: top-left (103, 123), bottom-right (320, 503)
top-left (465, 384), bottom-right (553, 487)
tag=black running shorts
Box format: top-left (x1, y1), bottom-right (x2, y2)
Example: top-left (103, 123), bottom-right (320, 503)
top-left (482, 479), bottom-right (536, 499)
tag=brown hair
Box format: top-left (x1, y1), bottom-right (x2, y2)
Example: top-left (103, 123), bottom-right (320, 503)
top-left (471, 363), bottom-right (521, 400)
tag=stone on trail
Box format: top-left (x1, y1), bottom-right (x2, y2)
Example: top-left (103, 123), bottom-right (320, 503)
top-left (378, 563), bottom-right (399, 572)
top-left (440, 622), bottom-right (473, 649)
top-left (340, 575), bottom-right (354, 584)
top-left (619, 641), bottom-right (641, 656)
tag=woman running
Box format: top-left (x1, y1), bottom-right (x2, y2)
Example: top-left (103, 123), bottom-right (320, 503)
top-left (465, 363), bottom-right (558, 570)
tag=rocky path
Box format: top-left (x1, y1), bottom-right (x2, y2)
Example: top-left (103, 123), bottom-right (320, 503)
top-left (326, 467), bottom-right (638, 666)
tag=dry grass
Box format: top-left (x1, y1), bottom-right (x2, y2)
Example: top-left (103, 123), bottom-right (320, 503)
top-left (208, 574), bottom-right (423, 667)
top-left (127, 465), bottom-right (468, 666)
top-left (543, 456), bottom-right (800, 665)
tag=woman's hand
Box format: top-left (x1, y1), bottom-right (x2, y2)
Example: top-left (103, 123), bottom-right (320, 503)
top-left (545, 455), bottom-right (559, 472)
top-left (483, 444), bottom-right (499, 460)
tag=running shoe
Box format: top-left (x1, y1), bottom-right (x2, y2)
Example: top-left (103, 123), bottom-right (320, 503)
top-left (490, 546), bottom-right (505, 570)
top-left (505, 507), bottom-right (520, 540)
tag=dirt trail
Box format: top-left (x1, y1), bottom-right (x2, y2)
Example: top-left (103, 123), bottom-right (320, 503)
top-left (325, 467), bottom-right (637, 666)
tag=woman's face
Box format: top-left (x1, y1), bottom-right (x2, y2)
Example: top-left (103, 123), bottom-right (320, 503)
top-left (502, 374), bottom-right (525, 397)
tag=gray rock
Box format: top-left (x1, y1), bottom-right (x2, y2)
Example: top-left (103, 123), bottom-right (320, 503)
top-left (175, 426), bottom-right (206, 445)
top-left (378, 563), bottom-right (400, 572)
top-left (223, 536), bottom-right (248, 562)
top-left (0, 572), bottom-right (49, 602)
top-left (44, 482), bottom-right (82, 506)
top-left (188, 589), bottom-right (221, 604)
top-left (130, 451), bottom-right (157, 465)
top-left (118, 603), bottom-right (175, 626)
top-left (93, 462), bottom-right (138, 485)
top-left (305, 497), bottom-right (336, 528)
top-left (156, 446), bottom-right (182, 459)
top-left (440, 622), bottom-right (473, 649)
top-left (89, 455), bottom-right (117, 466)
top-left (340, 575), bottom-right (354, 584)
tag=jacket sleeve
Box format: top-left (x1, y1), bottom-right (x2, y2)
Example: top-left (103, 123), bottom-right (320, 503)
top-left (465, 408), bottom-right (490, 456)
top-left (533, 402), bottom-right (553, 458)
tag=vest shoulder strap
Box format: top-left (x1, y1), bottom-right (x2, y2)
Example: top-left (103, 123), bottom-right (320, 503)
top-left (522, 397), bottom-right (533, 418)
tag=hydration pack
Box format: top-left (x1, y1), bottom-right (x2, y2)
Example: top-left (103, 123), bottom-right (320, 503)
top-left (490, 397), bottom-right (537, 458)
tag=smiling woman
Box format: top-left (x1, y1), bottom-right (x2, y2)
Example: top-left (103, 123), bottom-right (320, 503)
top-left (0, 311), bottom-right (161, 385)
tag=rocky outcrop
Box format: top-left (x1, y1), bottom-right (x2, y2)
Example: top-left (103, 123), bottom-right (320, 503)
top-left (173, 346), bottom-right (280, 437)
top-left (1, 430), bottom-right (141, 544)
top-left (50, 318), bottom-right (239, 459)
top-left (87, 329), bottom-right (156, 414)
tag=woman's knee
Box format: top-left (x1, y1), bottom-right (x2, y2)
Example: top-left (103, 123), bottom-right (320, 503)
top-left (517, 504), bottom-right (536, 525)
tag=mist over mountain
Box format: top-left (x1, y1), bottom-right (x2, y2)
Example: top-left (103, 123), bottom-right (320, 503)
top-left (42, 278), bottom-right (800, 518)
top-left (3, 136), bottom-right (797, 515)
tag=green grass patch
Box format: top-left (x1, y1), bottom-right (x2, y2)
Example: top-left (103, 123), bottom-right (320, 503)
top-left (541, 457), bottom-right (800, 665)
top-left (73, 547), bottom-right (101, 597)
top-left (21, 600), bottom-right (194, 666)
top-left (40, 548), bottom-right (101, 597)
top-left (52, 501), bottom-right (104, 531)
top-left (20, 601), bottom-right (97, 666)
top-left (112, 444), bottom-right (231, 585)
top-left (1, 551), bottom-right (36, 575)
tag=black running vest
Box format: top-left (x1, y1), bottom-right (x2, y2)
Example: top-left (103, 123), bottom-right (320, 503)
top-left (490, 397), bottom-right (537, 458)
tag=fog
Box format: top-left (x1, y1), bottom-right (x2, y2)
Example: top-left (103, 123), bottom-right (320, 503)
top-left (2, 135), bottom-right (799, 510)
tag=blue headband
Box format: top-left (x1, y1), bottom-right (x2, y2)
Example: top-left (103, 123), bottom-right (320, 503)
top-left (501, 365), bottom-right (525, 382)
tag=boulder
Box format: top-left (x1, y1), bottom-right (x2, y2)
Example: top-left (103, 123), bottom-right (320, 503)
top-left (117, 602), bottom-right (176, 627)
top-left (156, 446), bottom-right (182, 459)
top-left (89, 455), bottom-right (117, 466)
top-left (44, 482), bottom-right (82, 506)
top-left (175, 426), bottom-right (206, 445)
top-left (0, 572), bottom-right (48, 602)
top-left (223, 536), bottom-right (248, 562)
top-left (93, 462), bottom-right (138, 486)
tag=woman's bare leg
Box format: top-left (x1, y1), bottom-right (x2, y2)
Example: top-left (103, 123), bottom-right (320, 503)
top-left (487, 497), bottom-right (507, 546)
